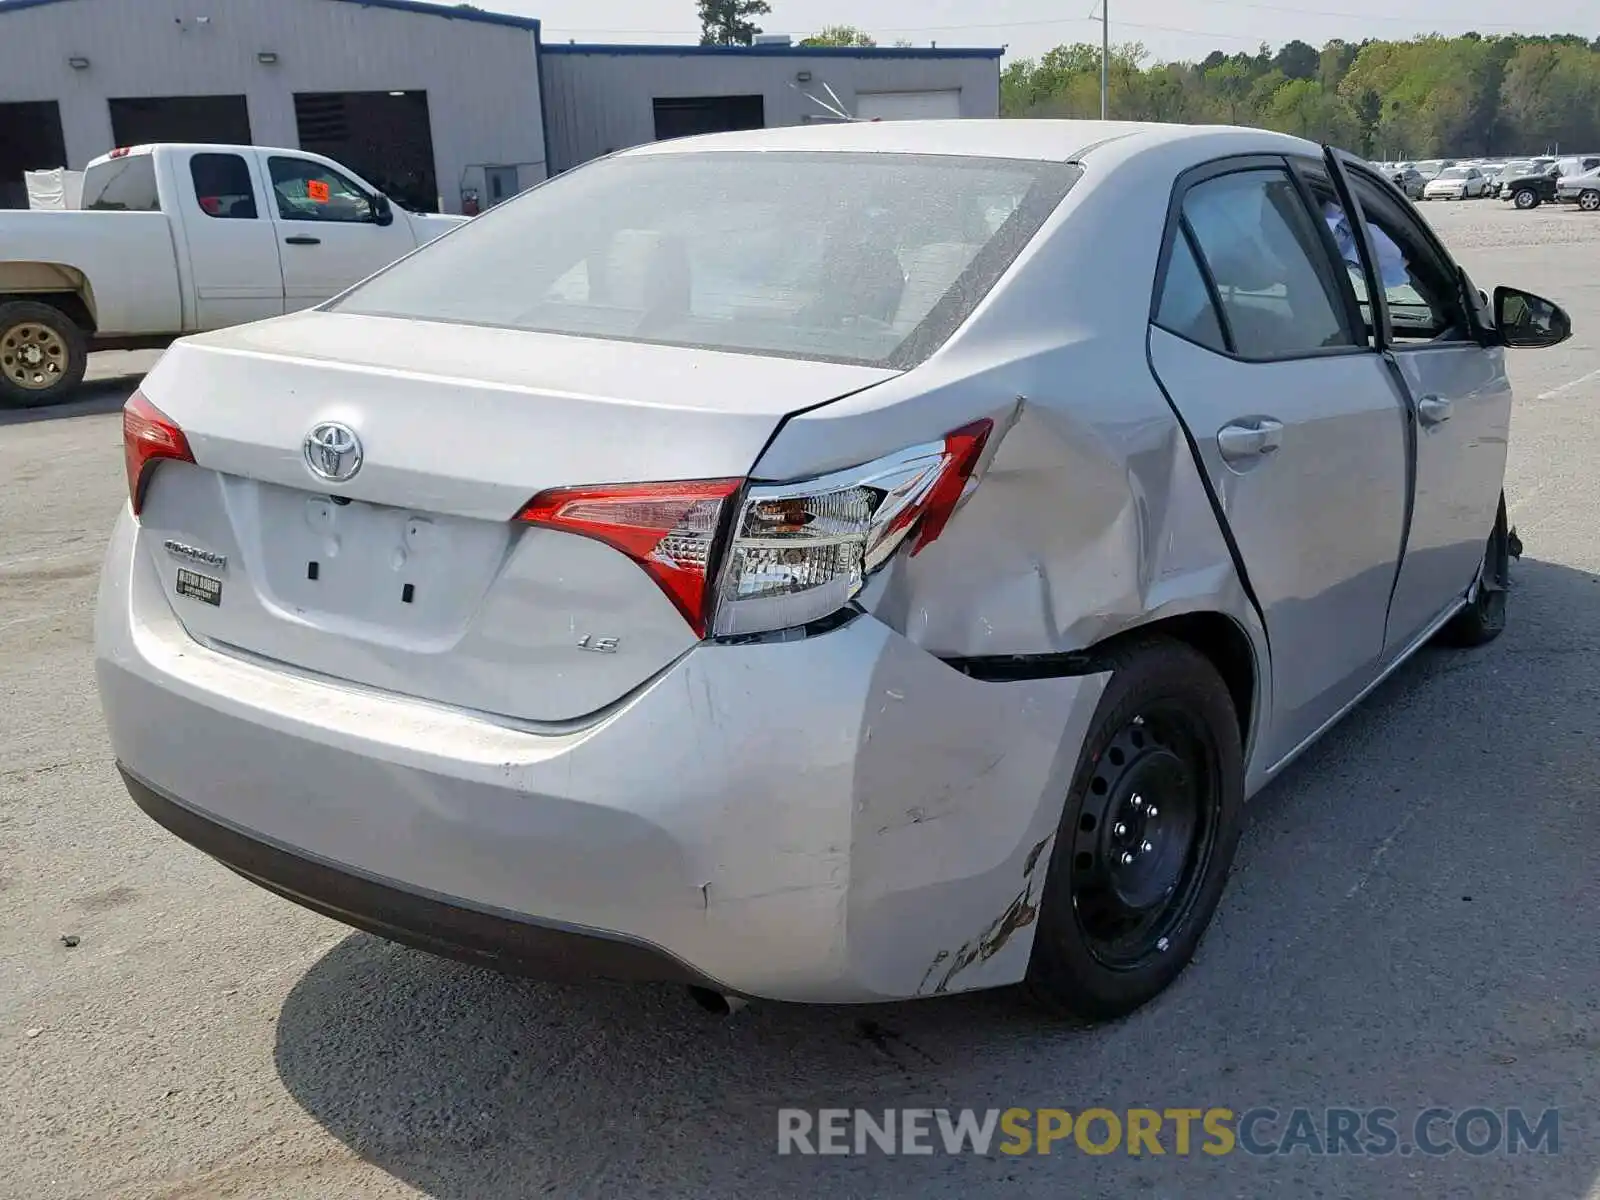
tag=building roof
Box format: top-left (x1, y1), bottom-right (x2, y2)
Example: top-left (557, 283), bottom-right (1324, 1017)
top-left (542, 42), bottom-right (1003, 60)
top-left (0, 0), bottom-right (542, 31)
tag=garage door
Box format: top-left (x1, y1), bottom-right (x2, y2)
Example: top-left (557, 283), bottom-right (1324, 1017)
top-left (855, 90), bottom-right (963, 121)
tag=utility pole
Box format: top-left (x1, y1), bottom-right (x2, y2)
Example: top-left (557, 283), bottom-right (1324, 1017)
top-left (1097, 0), bottom-right (1109, 119)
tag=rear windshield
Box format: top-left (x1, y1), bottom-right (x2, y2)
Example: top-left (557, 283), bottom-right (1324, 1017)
top-left (82, 155), bottom-right (160, 212)
top-left (331, 151), bottom-right (1081, 368)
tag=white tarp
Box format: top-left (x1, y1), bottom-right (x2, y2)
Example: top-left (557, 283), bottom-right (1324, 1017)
top-left (25, 168), bottom-right (84, 210)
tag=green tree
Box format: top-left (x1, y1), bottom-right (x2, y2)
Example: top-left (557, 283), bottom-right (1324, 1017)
top-left (697, 0), bottom-right (770, 46)
top-left (1273, 39), bottom-right (1321, 81)
top-left (996, 30), bottom-right (1600, 157)
top-left (799, 25), bottom-right (876, 48)
top-left (1206, 61), bottom-right (1252, 124)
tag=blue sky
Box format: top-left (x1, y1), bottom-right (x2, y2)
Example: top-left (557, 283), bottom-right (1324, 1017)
top-left (479, 0), bottom-right (1595, 63)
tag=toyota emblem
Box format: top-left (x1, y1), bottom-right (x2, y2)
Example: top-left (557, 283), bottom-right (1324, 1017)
top-left (304, 421), bottom-right (363, 482)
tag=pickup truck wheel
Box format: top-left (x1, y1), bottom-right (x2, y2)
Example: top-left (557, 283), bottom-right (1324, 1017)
top-left (0, 301), bottom-right (87, 409)
top-left (1024, 636), bottom-right (1244, 1021)
top-left (1512, 188), bottom-right (1539, 210)
top-left (1579, 190), bottom-right (1600, 213)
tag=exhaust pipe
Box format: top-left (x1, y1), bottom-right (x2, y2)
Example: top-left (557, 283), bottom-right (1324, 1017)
top-left (687, 985), bottom-right (748, 1016)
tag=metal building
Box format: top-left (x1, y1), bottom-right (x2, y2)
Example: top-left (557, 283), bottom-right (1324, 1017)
top-left (541, 43), bottom-right (1004, 174)
top-left (0, 0), bottom-right (549, 213)
top-left (0, 0), bottom-right (1004, 214)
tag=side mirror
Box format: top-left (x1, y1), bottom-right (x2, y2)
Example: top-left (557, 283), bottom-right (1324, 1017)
top-left (372, 194), bottom-right (394, 227)
top-left (1494, 286), bottom-right (1572, 350)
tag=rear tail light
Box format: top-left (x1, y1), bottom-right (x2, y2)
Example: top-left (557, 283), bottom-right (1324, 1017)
top-left (710, 420), bottom-right (992, 637)
top-left (516, 479), bottom-right (742, 637)
top-left (123, 391), bottom-right (194, 516)
top-left (514, 420), bottom-right (992, 641)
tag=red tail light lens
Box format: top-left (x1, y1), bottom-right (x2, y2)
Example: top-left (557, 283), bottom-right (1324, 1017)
top-left (516, 479), bottom-right (743, 637)
top-left (123, 391), bottom-right (194, 515)
top-left (909, 420), bottom-right (993, 555)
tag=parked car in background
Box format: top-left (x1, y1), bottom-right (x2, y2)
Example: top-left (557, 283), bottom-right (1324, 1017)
top-left (1556, 167), bottom-right (1600, 211)
top-left (1390, 166), bottom-right (1426, 199)
top-left (98, 119), bottom-right (1571, 1022)
top-left (1422, 165), bottom-right (1489, 200)
top-left (0, 143), bottom-right (467, 407)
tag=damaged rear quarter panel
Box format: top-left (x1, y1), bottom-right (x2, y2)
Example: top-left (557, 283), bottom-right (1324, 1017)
top-left (845, 640), bottom-right (1108, 998)
top-left (755, 138), bottom-right (1270, 771)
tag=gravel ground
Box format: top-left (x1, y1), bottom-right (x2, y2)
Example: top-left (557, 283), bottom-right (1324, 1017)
top-left (2, 199), bottom-right (1599, 1200)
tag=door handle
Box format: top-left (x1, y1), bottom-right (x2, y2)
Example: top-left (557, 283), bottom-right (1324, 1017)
top-left (1417, 395), bottom-right (1452, 425)
top-left (1216, 418), bottom-right (1284, 464)
top-left (284, 236), bottom-right (321, 246)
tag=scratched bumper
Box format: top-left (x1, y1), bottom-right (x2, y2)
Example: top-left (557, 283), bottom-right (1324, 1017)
top-left (95, 508), bottom-right (1107, 1002)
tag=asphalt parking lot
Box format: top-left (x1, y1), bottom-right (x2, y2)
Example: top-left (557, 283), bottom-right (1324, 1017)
top-left (3, 199), bottom-right (1599, 1200)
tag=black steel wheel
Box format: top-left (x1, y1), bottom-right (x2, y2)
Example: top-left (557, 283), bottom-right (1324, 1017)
top-left (1069, 708), bottom-right (1218, 970)
top-left (1438, 491), bottom-right (1512, 648)
top-left (1025, 636), bottom-right (1244, 1021)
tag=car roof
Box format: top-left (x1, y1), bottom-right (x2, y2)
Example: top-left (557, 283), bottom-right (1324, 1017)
top-left (622, 118), bottom-right (1320, 166)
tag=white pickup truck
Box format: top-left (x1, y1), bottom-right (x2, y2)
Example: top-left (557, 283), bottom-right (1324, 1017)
top-left (0, 143), bottom-right (466, 407)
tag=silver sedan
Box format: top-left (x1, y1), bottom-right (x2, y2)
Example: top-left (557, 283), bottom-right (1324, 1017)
top-left (97, 120), bottom-right (1571, 1022)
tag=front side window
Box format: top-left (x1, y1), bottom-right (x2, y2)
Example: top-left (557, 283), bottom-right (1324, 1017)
top-left (1180, 169), bottom-right (1357, 360)
top-left (189, 153), bottom-right (257, 220)
top-left (82, 155), bottom-right (159, 212)
top-left (331, 151), bottom-right (1080, 368)
top-left (268, 156), bottom-right (373, 223)
top-left (1342, 170), bottom-right (1469, 344)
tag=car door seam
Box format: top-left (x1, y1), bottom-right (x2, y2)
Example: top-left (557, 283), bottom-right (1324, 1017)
top-left (1378, 348), bottom-right (1419, 643)
top-left (1143, 328), bottom-right (1270, 656)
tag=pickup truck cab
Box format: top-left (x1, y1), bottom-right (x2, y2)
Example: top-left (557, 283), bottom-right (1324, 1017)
top-left (0, 143), bottom-right (466, 406)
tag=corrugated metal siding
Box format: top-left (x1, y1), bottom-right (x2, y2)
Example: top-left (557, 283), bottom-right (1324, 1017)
top-left (0, 0), bottom-right (546, 212)
top-left (542, 50), bottom-right (1001, 173)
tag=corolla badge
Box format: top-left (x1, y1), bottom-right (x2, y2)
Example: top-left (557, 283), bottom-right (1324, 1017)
top-left (304, 422), bottom-right (363, 482)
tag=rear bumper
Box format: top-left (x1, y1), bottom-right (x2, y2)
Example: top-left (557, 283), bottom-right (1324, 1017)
top-left (122, 768), bottom-right (721, 987)
top-left (96, 509), bottom-right (1107, 1003)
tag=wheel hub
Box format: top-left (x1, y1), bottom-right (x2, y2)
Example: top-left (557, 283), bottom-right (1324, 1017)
top-left (1070, 711), bottom-right (1215, 969)
top-left (1102, 753), bottom-right (1194, 910)
top-left (1, 322), bottom-right (67, 390)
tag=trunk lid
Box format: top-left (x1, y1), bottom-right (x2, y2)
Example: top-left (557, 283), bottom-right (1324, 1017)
top-left (135, 311), bottom-right (897, 723)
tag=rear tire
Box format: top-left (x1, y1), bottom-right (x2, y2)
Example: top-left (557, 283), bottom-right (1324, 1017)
top-left (1513, 188), bottom-right (1539, 210)
top-left (0, 301), bottom-right (88, 409)
top-left (1579, 190), bottom-right (1600, 213)
top-left (1438, 492), bottom-right (1511, 648)
top-left (1024, 636), bottom-right (1244, 1022)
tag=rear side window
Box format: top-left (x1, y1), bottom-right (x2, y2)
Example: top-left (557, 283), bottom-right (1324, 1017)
top-left (82, 155), bottom-right (160, 212)
top-left (189, 153), bottom-right (257, 220)
top-left (331, 151), bottom-right (1081, 369)
top-left (1181, 169), bottom-right (1357, 360)
top-left (1155, 226), bottom-right (1227, 352)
